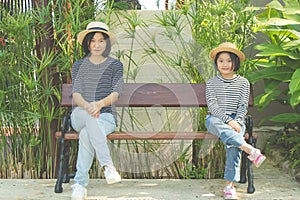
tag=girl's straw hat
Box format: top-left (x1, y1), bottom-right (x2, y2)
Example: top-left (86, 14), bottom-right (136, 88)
top-left (77, 21), bottom-right (116, 45)
top-left (209, 42), bottom-right (245, 62)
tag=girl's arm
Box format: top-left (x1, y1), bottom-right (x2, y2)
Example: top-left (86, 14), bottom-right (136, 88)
top-left (235, 79), bottom-right (250, 125)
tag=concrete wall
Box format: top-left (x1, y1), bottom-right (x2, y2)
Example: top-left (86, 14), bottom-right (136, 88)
top-left (110, 0), bottom-right (291, 128)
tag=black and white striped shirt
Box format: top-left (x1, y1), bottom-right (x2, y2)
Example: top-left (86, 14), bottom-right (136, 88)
top-left (72, 56), bottom-right (123, 122)
top-left (205, 74), bottom-right (250, 125)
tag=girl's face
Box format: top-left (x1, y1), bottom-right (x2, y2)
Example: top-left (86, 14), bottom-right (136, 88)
top-left (89, 32), bottom-right (107, 56)
top-left (216, 52), bottom-right (235, 78)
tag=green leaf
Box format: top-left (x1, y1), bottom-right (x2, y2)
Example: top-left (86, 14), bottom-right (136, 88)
top-left (261, 29), bottom-right (300, 40)
top-left (247, 67), bottom-right (293, 83)
top-left (255, 44), bottom-right (300, 60)
top-left (270, 113), bottom-right (300, 123)
top-left (262, 18), bottom-right (300, 26)
top-left (290, 89), bottom-right (300, 108)
top-left (254, 90), bottom-right (281, 111)
top-left (289, 68), bottom-right (300, 94)
top-left (267, 0), bottom-right (284, 11)
top-left (264, 79), bottom-right (281, 92)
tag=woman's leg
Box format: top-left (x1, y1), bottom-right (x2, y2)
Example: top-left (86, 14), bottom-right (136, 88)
top-left (85, 113), bottom-right (116, 167)
top-left (71, 107), bottom-right (96, 187)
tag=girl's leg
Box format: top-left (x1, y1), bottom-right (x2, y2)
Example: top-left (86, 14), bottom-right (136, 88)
top-left (224, 146), bottom-right (243, 182)
top-left (205, 115), bottom-right (246, 147)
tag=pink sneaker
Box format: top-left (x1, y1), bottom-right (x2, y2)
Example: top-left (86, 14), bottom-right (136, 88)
top-left (224, 185), bottom-right (238, 199)
top-left (248, 149), bottom-right (266, 167)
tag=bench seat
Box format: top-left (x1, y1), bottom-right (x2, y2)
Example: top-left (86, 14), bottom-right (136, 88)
top-left (55, 131), bottom-right (218, 140)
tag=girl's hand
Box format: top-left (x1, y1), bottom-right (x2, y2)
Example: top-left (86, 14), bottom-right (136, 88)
top-left (228, 120), bottom-right (241, 133)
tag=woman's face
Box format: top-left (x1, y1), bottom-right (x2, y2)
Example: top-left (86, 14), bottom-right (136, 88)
top-left (89, 32), bottom-right (107, 56)
top-left (216, 52), bottom-right (235, 78)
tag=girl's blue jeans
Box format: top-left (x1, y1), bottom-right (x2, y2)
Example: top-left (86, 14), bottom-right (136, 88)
top-left (71, 107), bottom-right (116, 187)
top-left (205, 115), bottom-right (246, 182)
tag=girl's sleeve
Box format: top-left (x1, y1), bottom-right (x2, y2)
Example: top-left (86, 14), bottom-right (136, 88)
top-left (205, 80), bottom-right (232, 123)
top-left (235, 79), bottom-right (250, 125)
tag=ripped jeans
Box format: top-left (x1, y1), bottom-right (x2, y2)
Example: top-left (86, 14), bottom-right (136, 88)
top-left (205, 115), bottom-right (246, 182)
top-left (71, 107), bottom-right (116, 187)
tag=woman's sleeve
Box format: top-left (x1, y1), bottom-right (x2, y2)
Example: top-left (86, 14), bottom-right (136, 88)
top-left (111, 60), bottom-right (124, 95)
top-left (71, 60), bottom-right (82, 94)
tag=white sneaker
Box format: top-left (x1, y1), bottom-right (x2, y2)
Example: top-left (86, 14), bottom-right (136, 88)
top-left (104, 165), bottom-right (121, 184)
top-left (71, 183), bottom-right (87, 200)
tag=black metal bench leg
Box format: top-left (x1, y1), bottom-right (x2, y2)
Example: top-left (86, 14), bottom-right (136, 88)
top-left (247, 157), bottom-right (255, 193)
top-left (62, 140), bottom-right (71, 183)
top-left (55, 113), bottom-right (70, 193)
top-left (239, 151), bottom-right (247, 183)
top-left (246, 115), bottom-right (255, 194)
top-left (55, 137), bottom-right (65, 193)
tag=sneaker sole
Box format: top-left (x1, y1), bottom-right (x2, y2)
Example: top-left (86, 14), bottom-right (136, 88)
top-left (106, 177), bottom-right (121, 184)
top-left (224, 195), bottom-right (238, 200)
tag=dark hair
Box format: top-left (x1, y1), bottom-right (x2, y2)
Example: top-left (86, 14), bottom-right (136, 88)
top-left (82, 32), bottom-right (111, 57)
top-left (214, 51), bottom-right (240, 71)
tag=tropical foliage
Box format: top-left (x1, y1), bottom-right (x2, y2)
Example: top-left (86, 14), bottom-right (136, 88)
top-left (248, 0), bottom-right (300, 126)
top-left (247, 0), bottom-right (300, 168)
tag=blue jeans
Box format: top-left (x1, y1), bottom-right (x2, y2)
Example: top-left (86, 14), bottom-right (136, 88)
top-left (205, 115), bottom-right (246, 182)
top-left (71, 107), bottom-right (116, 187)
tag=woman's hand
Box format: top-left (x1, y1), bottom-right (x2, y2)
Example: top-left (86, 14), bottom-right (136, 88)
top-left (85, 101), bottom-right (103, 118)
top-left (228, 120), bottom-right (241, 133)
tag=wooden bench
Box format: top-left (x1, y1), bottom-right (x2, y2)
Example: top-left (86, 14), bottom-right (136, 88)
top-left (54, 83), bottom-right (257, 194)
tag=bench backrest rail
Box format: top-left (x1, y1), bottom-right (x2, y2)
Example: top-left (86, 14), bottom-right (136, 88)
top-left (61, 83), bottom-right (253, 108)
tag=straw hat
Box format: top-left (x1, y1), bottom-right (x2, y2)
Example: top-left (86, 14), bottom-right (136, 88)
top-left (77, 21), bottom-right (116, 45)
top-left (209, 42), bottom-right (245, 62)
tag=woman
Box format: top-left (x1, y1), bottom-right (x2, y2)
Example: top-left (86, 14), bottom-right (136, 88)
top-left (205, 42), bottom-right (266, 200)
top-left (70, 21), bottom-right (123, 200)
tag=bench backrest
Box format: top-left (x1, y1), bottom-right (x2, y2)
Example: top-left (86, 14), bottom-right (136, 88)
top-left (61, 83), bottom-right (253, 108)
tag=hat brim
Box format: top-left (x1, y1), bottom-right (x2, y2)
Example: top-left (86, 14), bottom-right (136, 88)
top-left (77, 30), bottom-right (116, 45)
top-left (210, 47), bottom-right (245, 62)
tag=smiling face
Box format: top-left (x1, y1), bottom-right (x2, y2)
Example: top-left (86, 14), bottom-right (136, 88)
top-left (216, 52), bottom-right (235, 78)
top-left (89, 32), bottom-right (107, 57)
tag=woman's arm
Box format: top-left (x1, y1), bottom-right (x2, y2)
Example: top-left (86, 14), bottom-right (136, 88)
top-left (73, 92), bottom-right (119, 118)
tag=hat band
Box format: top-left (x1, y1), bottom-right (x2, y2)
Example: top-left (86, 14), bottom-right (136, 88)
top-left (88, 27), bottom-right (108, 32)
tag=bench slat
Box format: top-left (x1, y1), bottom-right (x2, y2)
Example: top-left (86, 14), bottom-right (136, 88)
top-left (61, 83), bottom-right (254, 107)
top-left (55, 131), bottom-right (218, 140)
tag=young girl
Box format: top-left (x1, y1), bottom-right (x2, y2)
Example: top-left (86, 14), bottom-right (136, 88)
top-left (205, 42), bottom-right (266, 199)
top-left (70, 21), bottom-right (123, 200)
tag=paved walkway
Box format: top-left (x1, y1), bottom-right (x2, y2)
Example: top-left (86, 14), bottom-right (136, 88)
top-left (0, 159), bottom-right (299, 200)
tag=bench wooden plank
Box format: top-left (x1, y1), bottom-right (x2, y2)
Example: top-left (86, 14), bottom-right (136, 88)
top-left (55, 131), bottom-right (218, 140)
top-left (61, 83), bottom-right (254, 107)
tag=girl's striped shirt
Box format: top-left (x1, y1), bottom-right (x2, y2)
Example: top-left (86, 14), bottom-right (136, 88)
top-left (205, 74), bottom-right (250, 125)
